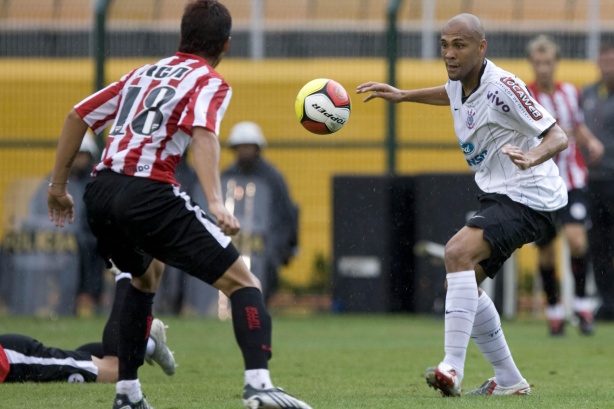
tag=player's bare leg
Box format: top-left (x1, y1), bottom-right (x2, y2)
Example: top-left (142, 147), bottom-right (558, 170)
top-left (214, 257), bottom-right (312, 409)
top-left (93, 356), bottom-right (119, 383)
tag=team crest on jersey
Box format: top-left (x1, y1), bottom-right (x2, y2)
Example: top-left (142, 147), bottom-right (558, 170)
top-left (461, 142), bottom-right (475, 155)
top-left (499, 77), bottom-right (543, 120)
top-left (466, 107), bottom-right (477, 129)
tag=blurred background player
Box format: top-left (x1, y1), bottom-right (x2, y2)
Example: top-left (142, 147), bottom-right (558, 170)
top-left (29, 130), bottom-right (106, 317)
top-left (526, 34), bottom-right (604, 336)
top-left (582, 43), bottom-right (614, 321)
top-left (223, 121), bottom-right (299, 303)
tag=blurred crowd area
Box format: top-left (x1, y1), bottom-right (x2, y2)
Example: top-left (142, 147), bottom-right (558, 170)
top-left (0, 0), bottom-right (612, 316)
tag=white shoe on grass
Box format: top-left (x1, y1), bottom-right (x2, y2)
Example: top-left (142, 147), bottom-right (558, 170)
top-left (144, 318), bottom-right (176, 376)
top-left (465, 377), bottom-right (531, 395)
top-left (243, 384), bottom-right (312, 408)
top-left (425, 362), bottom-right (462, 397)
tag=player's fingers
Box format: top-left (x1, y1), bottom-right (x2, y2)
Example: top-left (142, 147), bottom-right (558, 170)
top-left (502, 147), bottom-right (522, 157)
top-left (362, 93), bottom-right (377, 102)
top-left (223, 216), bottom-right (239, 236)
top-left (55, 211), bottom-right (64, 228)
top-left (500, 144), bottom-right (515, 154)
top-left (231, 218), bottom-right (240, 235)
top-left (356, 82), bottom-right (377, 92)
top-left (217, 216), bottom-right (235, 236)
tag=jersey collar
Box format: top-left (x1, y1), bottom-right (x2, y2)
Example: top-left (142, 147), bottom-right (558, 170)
top-left (461, 59), bottom-right (488, 104)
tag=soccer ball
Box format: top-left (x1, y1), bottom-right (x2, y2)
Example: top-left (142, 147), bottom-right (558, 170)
top-left (295, 78), bottom-right (351, 134)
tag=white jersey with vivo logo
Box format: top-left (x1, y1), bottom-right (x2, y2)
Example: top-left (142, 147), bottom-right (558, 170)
top-left (445, 59), bottom-right (568, 212)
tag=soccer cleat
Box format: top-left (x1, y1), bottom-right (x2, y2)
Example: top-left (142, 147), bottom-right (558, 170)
top-left (465, 377), bottom-right (531, 395)
top-left (575, 311), bottom-right (594, 335)
top-left (242, 384), bottom-right (312, 409)
top-left (112, 393), bottom-right (154, 409)
top-left (425, 363), bottom-right (462, 397)
top-left (548, 318), bottom-right (565, 337)
top-left (144, 318), bottom-right (176, 376)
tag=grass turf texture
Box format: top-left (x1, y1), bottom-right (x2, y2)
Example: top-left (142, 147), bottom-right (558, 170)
top-left (0, 314), bottom-right (612, 408)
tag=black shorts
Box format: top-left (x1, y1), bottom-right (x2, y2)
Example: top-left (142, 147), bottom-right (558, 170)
top-left (83, 171), bottom-right (240, 284)
top-left (466, 193), bottom-right (559, 278)
top-left (535, 188), bottom-right (591, 247)
top-left (558, 187), bottom-right (591, 227)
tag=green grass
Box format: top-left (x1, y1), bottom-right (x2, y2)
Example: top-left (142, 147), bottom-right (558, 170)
top-left (0, 314), bottom-right (613, 408)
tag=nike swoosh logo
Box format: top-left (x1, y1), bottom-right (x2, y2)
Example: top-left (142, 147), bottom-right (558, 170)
top-left (445, 309), bottom-right (467, 314)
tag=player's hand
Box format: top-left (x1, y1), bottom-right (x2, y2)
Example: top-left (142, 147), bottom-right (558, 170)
top-left (586, 137), bottom-right (604, 165)
top-left (47, 191), bottom-right (75, 227)
top-left (501, 144), bottom-right (532, 170)
top-left (209, 201), bottom-right (240, 236)
top-left (356, 82), bottom-right (403, 103)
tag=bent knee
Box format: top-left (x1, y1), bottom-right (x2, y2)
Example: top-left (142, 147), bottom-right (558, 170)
top-left (213, 257), bottom-right (263, 296)
top-left (568, 239), bottom-right (588, 257)
top-left (444, 240), bottom-right (472, 267)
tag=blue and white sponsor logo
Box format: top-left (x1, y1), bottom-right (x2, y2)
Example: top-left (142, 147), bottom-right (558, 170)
top-left (466, 149), bottom-right (488, 166)
top-left (461, 142), bottom-right (475, 155)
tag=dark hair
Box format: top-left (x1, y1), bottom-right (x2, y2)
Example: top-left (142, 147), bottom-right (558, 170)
top-left (178, 0), bottom-right (232, 58)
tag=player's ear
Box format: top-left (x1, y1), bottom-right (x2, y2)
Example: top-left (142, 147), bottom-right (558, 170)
top-left (480, 39), bottom-right (487, 55)
top-left (223, 37), bottom-right (231, 53)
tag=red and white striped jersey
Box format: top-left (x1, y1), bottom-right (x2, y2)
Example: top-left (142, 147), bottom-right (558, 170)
top-left (74, 52), bottom-right (232, 185)
top-left (527, 82), bottom-right (587, 190)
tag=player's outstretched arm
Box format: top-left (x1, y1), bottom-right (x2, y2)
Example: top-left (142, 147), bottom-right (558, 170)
top-left (502, 124), bottom-right (568, 170)
top-left (356, 83), bottom-right (449, 106)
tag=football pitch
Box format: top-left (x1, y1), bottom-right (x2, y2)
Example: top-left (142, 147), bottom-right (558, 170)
top-left (0, 314), bottom-right (612, 408)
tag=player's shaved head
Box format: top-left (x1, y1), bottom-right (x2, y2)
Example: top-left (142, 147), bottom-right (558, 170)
top-left (441, 13), bottom-right (485, 44)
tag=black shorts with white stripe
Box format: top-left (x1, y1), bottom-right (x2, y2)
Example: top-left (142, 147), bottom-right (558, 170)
top-left (0, 334), bottom-right (97, 383)
top-left (466, 192), bottom-right (559, 278)
top-left (83, 170), bottom-right (240, 284)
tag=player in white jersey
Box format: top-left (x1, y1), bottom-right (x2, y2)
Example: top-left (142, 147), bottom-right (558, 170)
top-left (357, 14), bottom-right (568, 397)
top-left (47, 1), bottom-right (311, 408)
top-left (526, 35), bottom-right (604, 336)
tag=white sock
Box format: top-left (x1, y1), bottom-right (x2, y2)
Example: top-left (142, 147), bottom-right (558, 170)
top-left (442, 270), bottom-right (478, 381)
top-left (245, 369), bottom-right (273, 390)
top-left (471, 291), bottom-right (523, 387)
top-left (116, 379), bottom-right (143, 403)
top-left (146, 338), bottom-right (155, 356)
top-left (545, 303), bottom-right (565, 320)
top-left (573, 297), bottom-right (592, 313)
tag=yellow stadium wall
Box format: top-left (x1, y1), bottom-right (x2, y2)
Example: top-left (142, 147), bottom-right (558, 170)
top-left (0, 58), bottom-right (600, 287)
